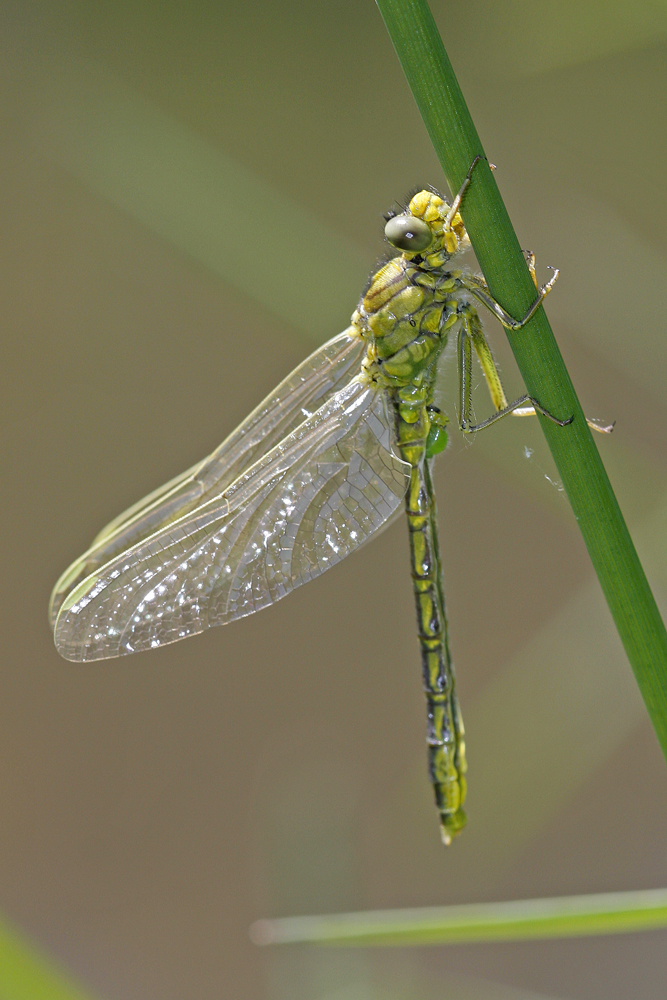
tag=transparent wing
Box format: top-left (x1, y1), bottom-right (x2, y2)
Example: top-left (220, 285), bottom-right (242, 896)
top-left (49, 328), bottom-right (365, 626)
top-left (54, 379), bottom-right (409, 662)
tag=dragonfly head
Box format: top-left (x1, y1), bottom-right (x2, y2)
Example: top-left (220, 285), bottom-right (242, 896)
top-left (384, 190), bottom-right (470, 268)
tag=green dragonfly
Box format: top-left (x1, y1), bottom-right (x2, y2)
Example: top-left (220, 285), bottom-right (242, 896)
top-left (50, 162), bottom-right (598, 843)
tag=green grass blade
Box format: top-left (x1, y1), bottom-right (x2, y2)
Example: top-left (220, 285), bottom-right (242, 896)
top-left (0, 914), bottom-right (100, 1000)
top-left (250, 887), bottom-right (667, 947)
top-left (375, 0), bottom-right (667, 755)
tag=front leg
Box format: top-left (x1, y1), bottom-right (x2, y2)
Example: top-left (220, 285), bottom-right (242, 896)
top-left (443, 154), bottom-right (558, 331)
top-left (462, 268), bottom-right (559, 331)
top-left (443, 154), bottom-right (485, 233)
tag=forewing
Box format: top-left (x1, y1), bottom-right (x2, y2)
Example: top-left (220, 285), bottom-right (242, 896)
top-left (54, 380), bottom-right (409, 661)
top-left (49, 328), bottom-right (365, 626)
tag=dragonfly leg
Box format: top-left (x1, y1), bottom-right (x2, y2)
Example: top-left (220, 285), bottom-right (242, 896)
top-left (458, 308), bottom-right (574, 433)
top-left (443, 158), bottom-right (556, 331)
top-left (443, 154), bottom-right (486, 233)
top-left (462, 266), bottom-right (559, 331)
top-left (523, 250), bottom-right (538, 288)
top-left (511, 406), bottom-right (615, 434)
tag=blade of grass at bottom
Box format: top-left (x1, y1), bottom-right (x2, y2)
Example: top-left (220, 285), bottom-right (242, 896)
top-left (250, 887), bottom-right (667, 947)
top-left (0, 914), bottom-right (100, 1000)
top-left (374, 0), bottom-right (667, 756)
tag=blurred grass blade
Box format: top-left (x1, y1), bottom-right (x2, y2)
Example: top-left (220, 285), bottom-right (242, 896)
top-left (0, 914), bottom-right (99, 1000)
top-left (375, 0), bottom-right (667, 756)
top-left (29, 54), bottom-right (370, 342)
top-left (251, 887), bottom-right (667, 947)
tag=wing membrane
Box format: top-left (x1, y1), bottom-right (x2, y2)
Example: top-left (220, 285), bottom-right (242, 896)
top-left (50, 328), bottom-right (365, 626)
top-left (54, 379), bottom-right (409, 661)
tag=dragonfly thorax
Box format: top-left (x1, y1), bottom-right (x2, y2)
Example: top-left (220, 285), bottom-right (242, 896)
top-left (352, 187), bottom-right (476, 389)
top-left (353, 252), bottom-right (464, 389)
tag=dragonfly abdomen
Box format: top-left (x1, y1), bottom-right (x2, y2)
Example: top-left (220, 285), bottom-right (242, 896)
top-left (391, 385), bottom-right (467, 845)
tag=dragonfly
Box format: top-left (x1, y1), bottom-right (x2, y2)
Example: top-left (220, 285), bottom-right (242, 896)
top-left (50, 159), bottom-right (604, 844)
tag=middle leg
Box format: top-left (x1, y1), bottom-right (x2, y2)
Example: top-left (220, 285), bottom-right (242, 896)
top-left (457, 307), bottom-right (573, 434)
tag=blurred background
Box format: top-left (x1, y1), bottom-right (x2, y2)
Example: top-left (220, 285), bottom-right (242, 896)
top-left (2, 1), bottom-right (667, 998)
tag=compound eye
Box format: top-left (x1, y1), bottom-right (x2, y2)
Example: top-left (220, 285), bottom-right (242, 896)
top-left (384, 215), bottom-right (433, 253)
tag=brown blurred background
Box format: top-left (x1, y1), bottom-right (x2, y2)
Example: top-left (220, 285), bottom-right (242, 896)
top-left (2, 1), bottom-right (667, 998)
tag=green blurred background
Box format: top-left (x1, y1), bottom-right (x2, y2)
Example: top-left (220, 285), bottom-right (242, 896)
top-left (2, 1), bottom-right (667, 998)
